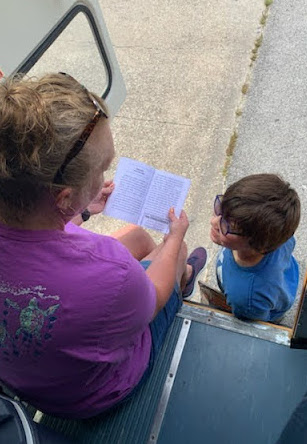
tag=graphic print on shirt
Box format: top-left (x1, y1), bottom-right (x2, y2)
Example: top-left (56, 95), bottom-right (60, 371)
top-left (0, 282), bottom-right (60, 360)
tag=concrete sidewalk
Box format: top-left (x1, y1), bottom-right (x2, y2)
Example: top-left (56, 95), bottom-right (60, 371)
top-left (89, 0), bottom-right (266, 286)
top-left (88, 0), bottom-right (306, 326)
top-left (224, 0), bottom-right (307, 327)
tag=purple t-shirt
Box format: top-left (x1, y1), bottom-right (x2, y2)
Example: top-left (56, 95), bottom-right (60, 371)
top-left (0, 222), bottom-right (156, 418)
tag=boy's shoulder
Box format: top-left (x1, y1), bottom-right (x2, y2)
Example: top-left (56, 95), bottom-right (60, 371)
top-left (280, 236), bottom-right (296, 252)
top-left (255, 237), bottom-right (298, 283)
top-left (266, 236), bottom-right (296, 265)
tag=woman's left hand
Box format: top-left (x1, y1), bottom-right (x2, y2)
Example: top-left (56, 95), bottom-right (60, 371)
top-left (87, 180), bottom-right (115, 215)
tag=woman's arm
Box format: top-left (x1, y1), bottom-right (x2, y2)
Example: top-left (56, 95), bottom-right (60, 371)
top-left (146, 208), bottom-right (189, 317)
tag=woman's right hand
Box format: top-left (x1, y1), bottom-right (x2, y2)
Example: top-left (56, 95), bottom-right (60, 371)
top-left (87, 180), bottom-right (115, 215)
top-left (167, 208), bottom-right (189, 241)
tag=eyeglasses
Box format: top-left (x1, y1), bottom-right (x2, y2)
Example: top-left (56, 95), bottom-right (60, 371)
top-left (53, 72), bottom-right (108, 184)
top-left (214, 194), bottom-right (243, 236)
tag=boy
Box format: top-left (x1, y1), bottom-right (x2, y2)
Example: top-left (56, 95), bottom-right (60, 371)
top-left (210, 174), bottom-right (300, 322)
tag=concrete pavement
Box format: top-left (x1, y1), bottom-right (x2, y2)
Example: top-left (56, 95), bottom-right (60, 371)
top-left (225, 0), bottom-right (307, 326)
top-left (72, 0), bottom-right (305, 327)
top-left (87, 0), bottom-right (266, 297)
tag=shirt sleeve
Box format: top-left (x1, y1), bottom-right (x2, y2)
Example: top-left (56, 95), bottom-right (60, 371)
top-left (230, 279), bottom-right (274, 322)
top-left (99, 257), bottom-right (157, 349)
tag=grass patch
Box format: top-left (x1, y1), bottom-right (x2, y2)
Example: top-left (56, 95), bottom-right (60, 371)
top-left (224, 0), bottom-right (271, 177)
top-left (223, 158), bottom-right (231, 177)
top-left (260, 13), bottom-right (267, 26)
top-left (224, 0), bottom-right (271, 178)
top-left (226, 131), bottom-right (238, 157)
top-left (250, 35), bottom-right (263, 62)
top-left (255, 35), bottom-right (263, 48)
top-left (241, 83), bottom-right (249, 94)
top-left (223, 131), bottom-right (238, 177)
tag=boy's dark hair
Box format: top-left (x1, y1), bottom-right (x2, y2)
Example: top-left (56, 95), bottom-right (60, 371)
top-left (222, 174), bottom-right (301, 253)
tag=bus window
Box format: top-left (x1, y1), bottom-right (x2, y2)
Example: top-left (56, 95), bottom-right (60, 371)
top-left (0, 1), bottom-right (125, 118)
top-left (26, 12), bottom-right (108, 99)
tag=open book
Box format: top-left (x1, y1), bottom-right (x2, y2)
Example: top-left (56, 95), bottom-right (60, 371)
top-left (103, 157), bottom-right (191, 233)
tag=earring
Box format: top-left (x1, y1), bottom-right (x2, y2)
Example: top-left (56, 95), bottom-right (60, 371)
top-left (58, 206), bottom-right (76, 217)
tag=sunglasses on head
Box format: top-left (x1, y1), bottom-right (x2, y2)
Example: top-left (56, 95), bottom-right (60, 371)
top-left (53, 72), bottom-right (108, 184)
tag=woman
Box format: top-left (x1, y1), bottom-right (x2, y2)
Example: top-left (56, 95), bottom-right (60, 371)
top-left (0, 73), bottom-right (206, 418)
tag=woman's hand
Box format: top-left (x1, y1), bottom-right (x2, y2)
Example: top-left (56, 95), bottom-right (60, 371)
top-left (71, 181), bottom-right (114, 226)
top-left (167, 207), bottom-right (189, 241)
top-left (87, 180), bottom-right (114, 215)
top-left (146, 207), bottom-right (189, 317)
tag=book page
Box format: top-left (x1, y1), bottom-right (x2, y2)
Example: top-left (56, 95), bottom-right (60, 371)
top-left (103, 157), bottom-right (154, 224)
top-left (139, 169), bottom-right (191, 233)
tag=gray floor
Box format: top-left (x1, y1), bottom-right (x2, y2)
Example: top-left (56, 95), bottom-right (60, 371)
top-left (159, 320), bottom-right (307, 444)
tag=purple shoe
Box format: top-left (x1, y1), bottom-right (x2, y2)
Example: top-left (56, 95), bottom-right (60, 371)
top-left (182, 247), bottom-right (207, 299)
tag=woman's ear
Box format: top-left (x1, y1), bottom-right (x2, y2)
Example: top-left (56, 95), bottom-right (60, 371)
top-left (55, 187), bottom-right (74, 211)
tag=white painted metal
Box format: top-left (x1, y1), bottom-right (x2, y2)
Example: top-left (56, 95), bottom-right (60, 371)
top-left (0, 0), bottom-right (126, 117)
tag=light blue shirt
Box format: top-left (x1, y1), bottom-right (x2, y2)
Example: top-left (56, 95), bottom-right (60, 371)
top-left (216, 237), bottom-right (299, 321)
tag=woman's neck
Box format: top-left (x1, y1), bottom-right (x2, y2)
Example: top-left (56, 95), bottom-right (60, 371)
top-left (233, 248), bottom-right (264, 267)
top-left (0, 211), bottom-right (66, 231)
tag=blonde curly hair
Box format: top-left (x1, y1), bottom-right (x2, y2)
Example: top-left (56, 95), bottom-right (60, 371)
top-left (0, 73), bottom-right (108, 222)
